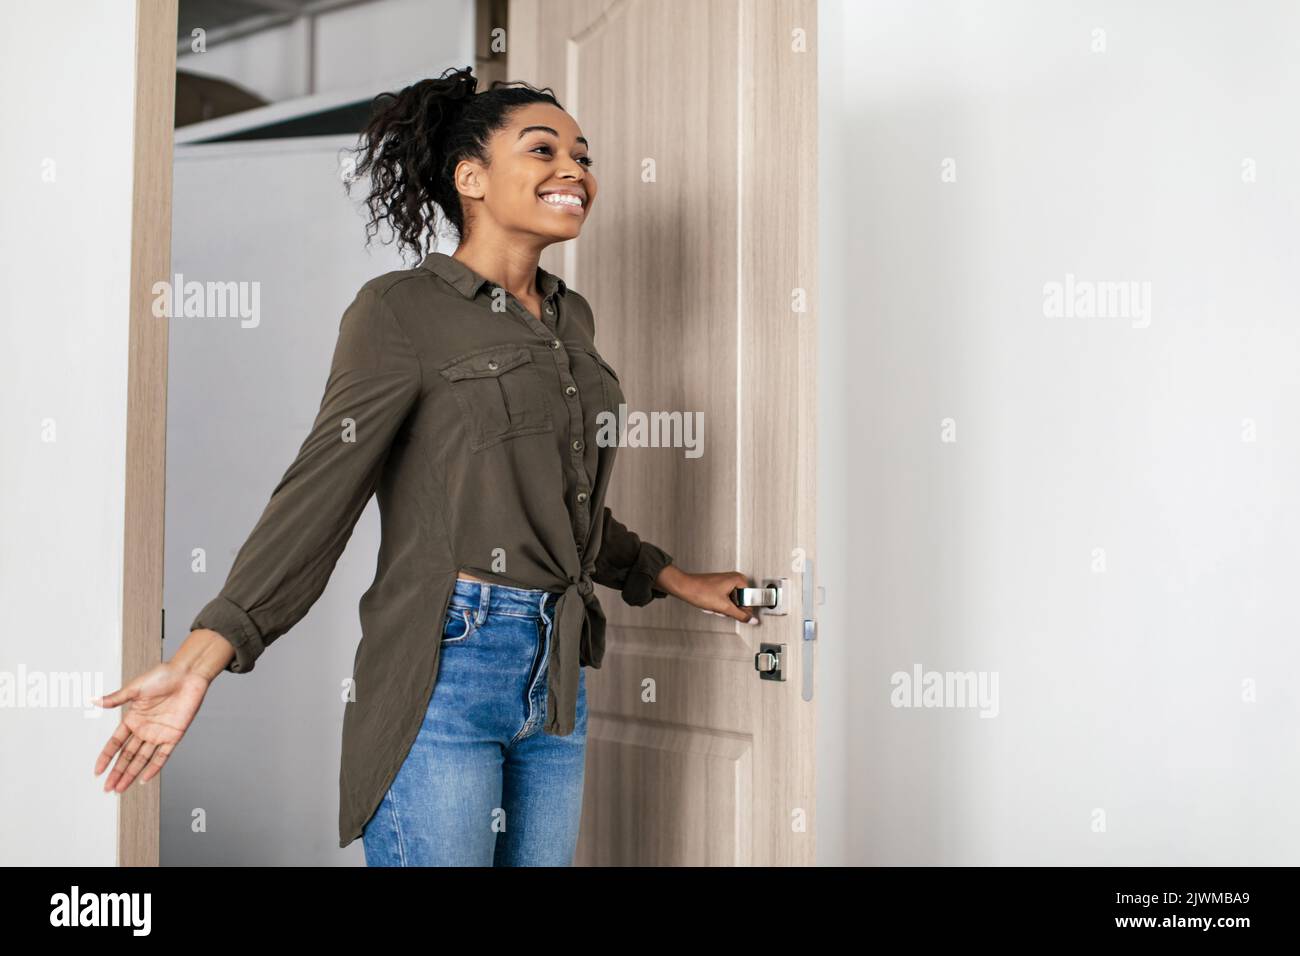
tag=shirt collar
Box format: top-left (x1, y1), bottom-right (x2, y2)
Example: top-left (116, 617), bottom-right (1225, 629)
top-left (419, 251), bottom-right (568, 301)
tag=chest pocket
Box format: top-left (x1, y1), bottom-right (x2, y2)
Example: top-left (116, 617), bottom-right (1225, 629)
top-left (439, 345), bottom-right (554, 451)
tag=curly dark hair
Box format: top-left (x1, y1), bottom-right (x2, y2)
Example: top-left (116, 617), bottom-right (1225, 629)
top-left (346, 65), bottom-right (565, 265)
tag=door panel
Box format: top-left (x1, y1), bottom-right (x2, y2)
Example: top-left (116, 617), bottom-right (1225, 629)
top-left (510, 0), bottom-right (817, 866)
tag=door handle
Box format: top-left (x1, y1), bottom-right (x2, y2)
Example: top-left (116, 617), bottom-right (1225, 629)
top-left (730, 579), bottom-right (790, 615)
top-left (734, 565), bottom-right (819, 699)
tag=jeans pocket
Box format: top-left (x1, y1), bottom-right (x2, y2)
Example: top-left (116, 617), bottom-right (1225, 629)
top-left (440, 606), bottom-right (479, 645)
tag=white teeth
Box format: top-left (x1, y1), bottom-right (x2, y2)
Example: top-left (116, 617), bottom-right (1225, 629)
top-left (541, 193), bottom-right (582, 207)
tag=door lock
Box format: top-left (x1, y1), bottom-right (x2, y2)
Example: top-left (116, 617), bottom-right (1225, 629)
top-left (753, 642), bottom-right (785, 681)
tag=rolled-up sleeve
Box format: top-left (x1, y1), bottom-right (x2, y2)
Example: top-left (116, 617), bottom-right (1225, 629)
top-left (189, 286), bottom-right (423, 673)
top-left (592, 506), bottom-right (674, 606)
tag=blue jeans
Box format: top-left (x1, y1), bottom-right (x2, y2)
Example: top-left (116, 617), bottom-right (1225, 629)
top-left (362, 578), bottom-right (589, 866)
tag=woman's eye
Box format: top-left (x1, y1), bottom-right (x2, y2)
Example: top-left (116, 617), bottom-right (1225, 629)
top-left (530, 144), bottom-right (594, 168)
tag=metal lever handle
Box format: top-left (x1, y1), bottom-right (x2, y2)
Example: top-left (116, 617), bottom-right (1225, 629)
top-left (731, 586), bottom-right (781, 608)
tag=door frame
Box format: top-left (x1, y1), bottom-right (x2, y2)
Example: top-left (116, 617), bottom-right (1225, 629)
top-left (120, 0), bottom-right (178, 867)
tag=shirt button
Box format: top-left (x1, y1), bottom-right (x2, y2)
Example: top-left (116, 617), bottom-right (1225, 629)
top-left (545, 304), bottom-right (554, 314)
top-left (576, 492), bottom-right (587, 503)
top-left (572, 439), bottom-right (583, 451)
top-left (487, 360), bottom-right (498, 370)
top-left (565, 385), bottom-right (577, 396)
top-left (550, 339), bottom-right (561, 350)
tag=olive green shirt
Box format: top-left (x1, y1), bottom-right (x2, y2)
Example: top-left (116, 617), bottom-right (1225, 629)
top-left (189, 251), bottom-right (674, 849)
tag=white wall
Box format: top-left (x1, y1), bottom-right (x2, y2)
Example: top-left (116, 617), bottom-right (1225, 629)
top-left (818, 0), bottom-right (1300, 865)
top-left (0, 2), bottom-right (140, 864)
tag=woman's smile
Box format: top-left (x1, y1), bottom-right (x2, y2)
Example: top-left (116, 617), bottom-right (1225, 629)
top-left (538, 187), bottom-right (587, 216)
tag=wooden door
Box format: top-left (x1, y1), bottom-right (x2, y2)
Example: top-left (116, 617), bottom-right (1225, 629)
top-left (510, 0), bottom-right (819, 865)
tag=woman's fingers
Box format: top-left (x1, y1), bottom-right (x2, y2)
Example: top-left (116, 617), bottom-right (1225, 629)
top-left (91, 683), bottom-right (135, 710)
top-left (107, 732), bottom-right (150, 793)
top-left (119, 740), bottom-right (160, 790)
top-left (104, 731), bottom-right (144, 792)
top-left (715, 600), bottom-right (755, 624)
top-left (137, 744), bottom-right (174, 784)
top-left (720, 573), bottom-right (756, 623)
top-left (695, 573), bottom-right (756, 624)
top-left (99, 726), bottom-right (174, 790)
top-left (94, 720), bottom-right (134, 777)
top-left (102, 733), bottom-right (135, 791)
top-left (92, 682), bottom-right (140, 777)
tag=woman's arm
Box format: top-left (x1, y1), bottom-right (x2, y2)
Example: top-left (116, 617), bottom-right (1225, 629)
top-left (170, 628), bottom-right (238, 681)
top-left (594, 506), bottom-right (755, 623)
top-left (592, 506), bottom-right (675, 604)
top-left (93, 284), bottom-right (422, 793)
top-left (189, 285), bottom-right (422, 673)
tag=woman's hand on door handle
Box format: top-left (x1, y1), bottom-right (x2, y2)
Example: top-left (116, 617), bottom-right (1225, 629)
top-left (654, 565), bottom-right (757, 624)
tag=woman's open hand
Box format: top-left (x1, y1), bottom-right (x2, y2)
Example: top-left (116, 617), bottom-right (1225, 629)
top-left (92, 661), bottom-right (214, 793)
top-left (655, 565), bottom-right (758, 624)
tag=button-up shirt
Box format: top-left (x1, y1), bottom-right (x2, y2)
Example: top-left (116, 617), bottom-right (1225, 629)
top-left (189, 251), bottom-right (674, 848)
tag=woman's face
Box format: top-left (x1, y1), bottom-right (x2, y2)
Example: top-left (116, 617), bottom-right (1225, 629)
top-left (455, 102), bottom-right (597, 243)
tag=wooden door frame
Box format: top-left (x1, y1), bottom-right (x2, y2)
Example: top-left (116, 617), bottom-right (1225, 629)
top-left (120, 0), bottom-right (177, 867)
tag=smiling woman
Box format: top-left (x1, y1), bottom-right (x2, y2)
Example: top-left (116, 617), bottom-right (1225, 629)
top-left (93, 63), bottom-right (755, 868)
top-left (346, 68), bottom-right (597, 262)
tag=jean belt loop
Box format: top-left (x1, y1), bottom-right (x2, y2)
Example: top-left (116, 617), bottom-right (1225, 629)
top-left (477, 583), bottom-right (491, 625)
